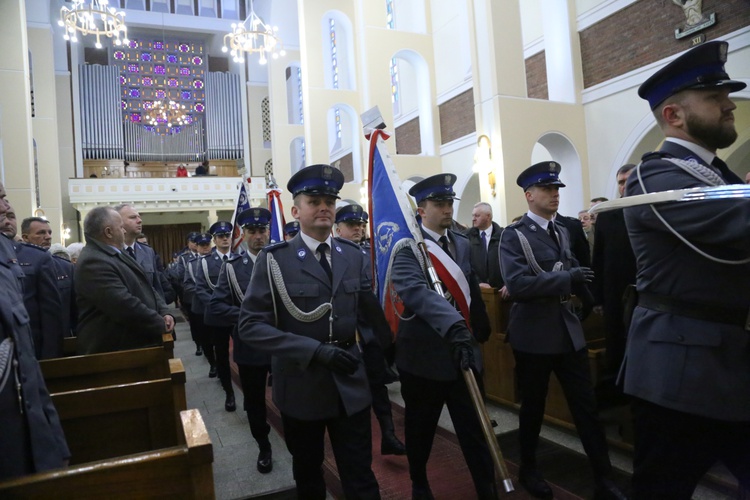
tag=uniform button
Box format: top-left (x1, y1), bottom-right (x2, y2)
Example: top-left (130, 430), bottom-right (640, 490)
top-left (677, 335), bottom-right (685, 342)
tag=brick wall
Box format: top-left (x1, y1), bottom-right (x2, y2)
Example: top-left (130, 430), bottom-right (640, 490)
top-left (581, 0), bottom-right (750, 88)
top-left (438, 89), bottom-right (476, 144)
top-left (526, 51), bottom-right (548, 100)
top-left (395, 117), bottom-right (422, 154)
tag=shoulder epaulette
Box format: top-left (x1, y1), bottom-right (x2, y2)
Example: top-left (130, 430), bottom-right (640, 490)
top-left (506, 220), bottom-right (522, 229)
top-left (20, 242), bottom-right (47, 252)
top-left (264, 240), bottom-right (288, 252)
top-left (333, 237), bottom-right (362, 251)
top-left (451, 230), bottom-right (468, 241)
top-left (227, 254), bottom-right (243, 263)
top-left (641, 151), bottom-right (674, 162)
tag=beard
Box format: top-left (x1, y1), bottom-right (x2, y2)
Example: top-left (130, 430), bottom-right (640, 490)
top-left (685, 110), bottom-right (738, 150)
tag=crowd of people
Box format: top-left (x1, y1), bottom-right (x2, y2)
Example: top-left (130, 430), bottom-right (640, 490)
top-left (1, 40), bottom-right (748, 500)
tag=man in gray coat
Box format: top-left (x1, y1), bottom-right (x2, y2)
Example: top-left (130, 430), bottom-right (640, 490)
top-left (624, 40), bottom-right (750, 497)
top-left (75, 206), bottom-right (174, 354)
top-left (238, 165), bottom-right (381, 500)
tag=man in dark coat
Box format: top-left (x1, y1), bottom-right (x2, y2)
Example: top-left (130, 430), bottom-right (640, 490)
top-left (238, 165), bottom-right (382, 500)
top-left (464, 201), bottom-right (503, 289)
top-left (392, 174), bottom-right (495, 499)
top-left (2, 209), bottom-right (64, 359)
top-left (75, 206), bottom-right (174, 354)
top-left (20, 217), bottom-right (77, 339)
top-left (500, 162), bottom-right (623, 500)
top-left (623, 40), bottom-right (750, 497)
top-left (0, 185), bottom-right (70, 480)
top-left (209, 207), bottom-right (273, 472)
top-left (591, 164), bottom-right (637, 379)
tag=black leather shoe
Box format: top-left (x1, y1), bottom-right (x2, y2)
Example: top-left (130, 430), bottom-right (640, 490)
top-left (224, 393), bottom-right (236, 412)
top-left (195, 346), bottom-right (203, 356)
top-left (594, 478), bottom-right (628, 500)
top-left (384, 363), bottom-right (400, 384)
top-left (411, 483), bottom-right (435, 500)
top-left (257, 448), bottom-right (272, 474)
top-left (518, 467), bottom-right (553, 499)
top-left (381, 430), bottom-right (406, 455)
top-left (208, 365), bottom-right (217, 378)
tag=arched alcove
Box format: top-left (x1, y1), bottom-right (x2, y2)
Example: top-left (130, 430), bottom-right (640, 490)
top-left (327, 104), bottom-right (361, 183)
top-left (321, 11), bottom-right (356, 91)
top-left (392, 49), bottom-right (435, 156)
top-left (531, 132), bottom-right (583, 216)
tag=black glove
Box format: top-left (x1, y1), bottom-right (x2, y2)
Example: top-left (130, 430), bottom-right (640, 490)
top-left (313, 343), bottom-right (359, 375)
top-left (445, 323), bottom-right (476, 372)
top-left (569, 267), bottom-right (594, 284)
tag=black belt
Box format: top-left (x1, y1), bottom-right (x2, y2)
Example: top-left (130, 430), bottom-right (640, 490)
top-left (326, 336), bottom-right (358, 349)
top-left (638, 291), bottom-right (750, 331)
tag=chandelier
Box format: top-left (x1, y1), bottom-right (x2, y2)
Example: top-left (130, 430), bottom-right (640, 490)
top-left (222, 1), bottom-right (286, 65)
top-left (58, 0), bottom-right (129, 49)
top-left (144, 100), bottom-right (188, 132)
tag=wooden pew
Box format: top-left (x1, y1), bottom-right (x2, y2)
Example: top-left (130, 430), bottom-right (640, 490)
top-left (0, 409), bottom-right (214, 499)
top-left (60, 333), bottom-right (174, 359)
top-left (53, 378), bottom-right (178, 464)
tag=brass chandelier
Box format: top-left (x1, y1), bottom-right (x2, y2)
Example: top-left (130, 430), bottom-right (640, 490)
top-left (222, 1), bottom-right (285, 65)
top-left (58, 0), bottom-right (129, 49)
top-left (144, 100), bottom-right (188, 131)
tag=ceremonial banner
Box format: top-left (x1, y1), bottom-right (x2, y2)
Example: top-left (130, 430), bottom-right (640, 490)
top-left (367, 129), bottom-right (423, 332)
top-left (230, 181), bottom-right (250, 253)
top-left (268, 187), bottom-right (286, 244)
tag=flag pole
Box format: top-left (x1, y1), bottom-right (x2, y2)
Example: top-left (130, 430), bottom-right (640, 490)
top-left (362, 107), bottom-right (513, 493)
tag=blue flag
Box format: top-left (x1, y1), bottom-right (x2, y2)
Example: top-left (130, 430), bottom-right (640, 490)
top-left (230, 181), bottom-right (251, 253)
top-left (367, 130), bottom-right (422, 331)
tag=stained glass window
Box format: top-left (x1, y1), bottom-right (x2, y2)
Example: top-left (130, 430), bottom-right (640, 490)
top-left (112, 38), bottom-right (206, 134)
top-left (297, 66), bottom-right (304, 125)
top-left (329, 19), bottom-right (342, 142)
top-left (386, 0), bottom-right (400, 107)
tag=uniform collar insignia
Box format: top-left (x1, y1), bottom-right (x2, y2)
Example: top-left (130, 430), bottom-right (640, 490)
top-left (297, 248), bottom-right (306, 260)
top-left (529, 224), bottom-right (537, 231)
top-left (335, 245), bottom-right (342, 253)
top-left (243, 258), bottom-right (248, 264)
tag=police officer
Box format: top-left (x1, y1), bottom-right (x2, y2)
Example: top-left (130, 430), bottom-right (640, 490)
top-left (209, 207), bottom-right (274, 473)
top-left (335, 204), bottom-right (405, 456)
top-left (499, 162), bottom-right (623, 500)
top-left (284, 220), bottom-right (300, 240)
top-left (195, 221), bottom-right (237, 411)
top-left (173, 231), bottom-right (201, 354)
top-left (391, 174), bottom-right (494, 499)
top-left (20, 217), bottom-right (77, 338)
top-left (238, 164), bottom-right (382, 500)
top-left (183, 233), bottom-right (214, 370)
top-left (2, 207), bottom-right (64, 359)
top-left (624, 40), bottom-right (750, 497)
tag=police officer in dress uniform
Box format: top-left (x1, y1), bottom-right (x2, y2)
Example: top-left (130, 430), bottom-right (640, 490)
top-left (335, 204), bottom-right (406, 456)
top-left (2, 207), bottom-right (65, 360)
top-left (20, 217), bottom-right (77, 338)
top-left (183, 233), bottom-right (214, 369)
top-left (391, 174), bottom-right (495, 500)
top-left (196, 221), bottom-right (238, 411)
top-left (238, 165), bottom-right (383, 500)
top-left (209, 207), bottom-right (274, 473)
top-left (284, 220), bottom-right (300, 240)
top-left (623, 41), bottom-right (750, 498)
top-left (174, 231), bottom-right (202, 354)
top-left (499, 162), bottom-right (624, 500)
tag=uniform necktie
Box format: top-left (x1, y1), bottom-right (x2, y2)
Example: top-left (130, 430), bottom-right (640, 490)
top-left (223, 254), bottom-right (229, 262)
top-left (547, 224), bottom-right (560, 249)
top-left (317, 243), bottom-right (332, 282)
top-left (439, 235), bottom-right (454, 261)
top-left (480, 230), bottom-right (488, 265)
top-left (126, 246), bottom-right (135, 259)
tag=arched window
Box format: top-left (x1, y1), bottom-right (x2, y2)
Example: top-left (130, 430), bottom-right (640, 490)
top-left (322, 11), bottom-right (354, 90)
top-left (385, 1), bottom-right (400, 117)
top-left (262, 96), bottom-right (271, 148)
top-left (285, 63), bottom-right (303, 125)
top-left (264, 158), bottom-right (274, 179)
top-left (290, 137), bottom-right (306, 174)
